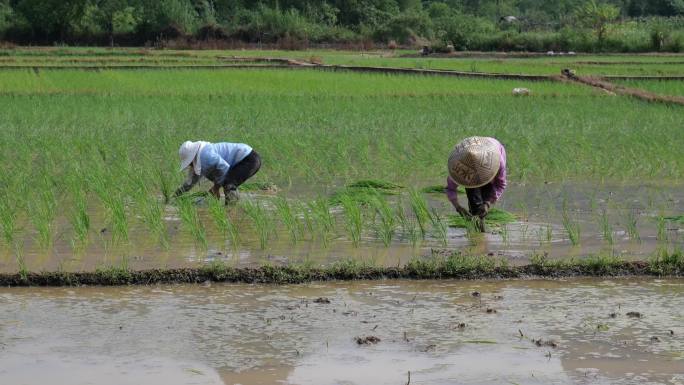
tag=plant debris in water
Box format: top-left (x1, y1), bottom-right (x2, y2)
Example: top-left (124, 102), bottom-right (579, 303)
top-left (346, 179), bottom-right (403, 190)
top-left (447, 208), bottom-right (516, 229)
top-left (241, 181), bottom-right (279, 193)
top-left (355, 335), bottom-right (381, 345)
top-left (626, 311), bottom-right (643, 318)
top-left (533, 338), bottom-right (558, 348)
top-left (313, 297), bottom-right (331, 304)
top-left (421, 185), bottom-right (465, 194)
top-left (664, 215), bottom-right (684, 224)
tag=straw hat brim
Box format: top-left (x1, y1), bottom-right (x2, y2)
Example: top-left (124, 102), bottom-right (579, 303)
top-left (448, 137), bottom-right (500, 188)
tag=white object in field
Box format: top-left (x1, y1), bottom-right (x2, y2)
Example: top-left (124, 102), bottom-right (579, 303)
top-left (568, 51), bottom-right (577, 55)
top-left (501, 16), bottom-right (518, 23)
top-left (546, 50), bottom-right (555, 56)
top-left (512, 88), bottom-right (530, 96)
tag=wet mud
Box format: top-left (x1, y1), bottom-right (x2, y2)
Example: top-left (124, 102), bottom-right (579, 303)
top-left (1, 278), bottom-right (682, 385)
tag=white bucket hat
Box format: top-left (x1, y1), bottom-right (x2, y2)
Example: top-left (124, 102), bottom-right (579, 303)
top-left (178, 141), bottom-right (203, 173)
top-left (448, 136), bottom-right (500, 188)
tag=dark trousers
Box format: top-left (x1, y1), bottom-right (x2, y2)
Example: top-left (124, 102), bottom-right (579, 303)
top-left (465, 183), bottom-right (493, 216)
top-left (222, 151), bottom-right (261, 190)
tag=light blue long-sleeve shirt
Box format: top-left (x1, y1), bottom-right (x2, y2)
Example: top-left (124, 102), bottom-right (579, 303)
top-left (182, 142), bottom-right (252, 189)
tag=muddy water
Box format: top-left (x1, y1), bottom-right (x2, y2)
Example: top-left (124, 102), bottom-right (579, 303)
top-left (1, 278), bottom-right (683, 385)
top-left (1, 183), bottom-right (682, 272)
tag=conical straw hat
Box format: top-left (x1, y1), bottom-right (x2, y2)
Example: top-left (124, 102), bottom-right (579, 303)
top-left (448, 137), bottom-right (500, 188)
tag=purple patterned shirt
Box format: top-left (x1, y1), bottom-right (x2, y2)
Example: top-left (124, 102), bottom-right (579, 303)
top-left (446, 138), bottom-right (507, 204)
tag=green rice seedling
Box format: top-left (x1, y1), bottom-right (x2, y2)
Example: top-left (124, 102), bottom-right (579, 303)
top-left (396, 204), bottom-right (419, 247)
top-left (339, 194), bottom-right (363, 247)
top-left (515, 202), bottom-right (528, 222)
top-left (29, 190), bottom-right (57, 251)
top-left (520, 222), bottom-right (529, 241)
top-left (535, 226), bottom-right (545, 246)
top-left (242, 200), bottom-right (272, 250)
top-left (108, 195), bottom-right (129, 244)
top-left (656, 213), bottom-right (667, 242)
top-left (158, 168), bottom-right (173, 204)
top-left (500, 224), bottom-right (510, 246)
top-left (308, 198), bottom-right (335, 246)
top-left (430, 208), bottom-right (448, 247)
top-left (274, 197), bottom-right (302, 244)
top-left (370, 194), bottom-right (396, 247)
top-left (69, 190), bottom-right (90, 249)
top-left (598, 208), bottom-right (613, 245)
top-left (177, 196), bottom-right (207, 250)
top-left (347, 180), bottom-right (403, 190)
top-left (447, 208), bottom-right (516, 229)
top-left (624, 209), bottom-right (641, 242)
top-left (208, 196), bottom-right (240, 251)
top-left (16, 250), bottom-right (28, 281)
top-left (143, 197), bottom-right (168, 248)
top-left (295, 201), bottom-right (314, 240)
top-left (562, 202), bottom-right (581, 246)
top-left (408, 189), bottom-right (431, 237)
top-left (0, 198), bottom-right (17, 246)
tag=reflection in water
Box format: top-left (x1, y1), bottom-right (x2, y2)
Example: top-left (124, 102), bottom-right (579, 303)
top-left (0, 278), bottom-right (682, 384)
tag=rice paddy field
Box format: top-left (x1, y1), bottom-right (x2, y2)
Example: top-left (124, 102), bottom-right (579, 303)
top-left (0, 47), bottom-right (683, 385)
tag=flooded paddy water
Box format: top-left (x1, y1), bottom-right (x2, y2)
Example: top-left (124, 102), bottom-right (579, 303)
top-left (0, 183), bottom-right (682, 273)
top-left (1, 278), bottom-right (682, 384)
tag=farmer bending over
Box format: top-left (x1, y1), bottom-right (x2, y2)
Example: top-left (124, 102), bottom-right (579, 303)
top-left (446, 136), bottom-right (507, 229)
top-left (175, 141), bottom-right (261, 203)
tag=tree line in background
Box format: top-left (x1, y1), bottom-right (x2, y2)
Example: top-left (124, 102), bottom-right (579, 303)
top-left (1, 0), bottom-right (683, 52)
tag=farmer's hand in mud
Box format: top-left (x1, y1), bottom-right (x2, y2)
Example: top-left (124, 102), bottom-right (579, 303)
top-left (456, 205), bottom-right (471, 218)
top-left (477, 202), bottom-right (491, 219)
top-left (209, 184), bottom-right (221, 199)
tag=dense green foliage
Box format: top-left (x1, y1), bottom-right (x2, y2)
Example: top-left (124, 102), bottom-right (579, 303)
top-left (1, 0), bottom-right (684, 52)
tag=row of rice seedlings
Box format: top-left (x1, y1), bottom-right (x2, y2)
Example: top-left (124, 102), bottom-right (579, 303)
top-left (598, 208), bottom-right (614, 245)
top-left (136, 192), bottom-right (168, 249)
top-left (242, 200), bottom-right (273, 250)
top-left (370, 194), bottom-right (396, 247)
top-left (429, 208), bottom-right (449, 247)
top-left (339, 194), bottom-right (363, 247)
top-left (108, 194), bottom-right (129, 244)
top-left (158, 168), bottom-right (174, 204)
top-left (308, 198), bottom-right (335, 246)
top-left (0, 196), bottom-right (18, 247)
top-left (624, 209), bottom-right (641, 242)
top-left (208, 197), bottom-right (239, 251)
top-left (656, 213), bottom-right (668, 242)
top-left (561, 201), bottom-right (581, 246)
top-left (396, 204), bottom-right (420, 247)
top-left (500, 223), bottom-right (510, 245)
top-left (177, 196), bottom-right (207, 250)
top-left (408, 189), bottom-right (431, 237)
top-left (295, 201), bottom-right (315, 239)
top-left (69, 189), bottom-right (90, 249)
top-left (274, 197), bottom-right (303, 244)
top-left (28, 189), bottom-right (57, 251)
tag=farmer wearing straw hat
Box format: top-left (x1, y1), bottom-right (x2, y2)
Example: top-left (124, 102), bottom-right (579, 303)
top-left (446, 137), bottom-right (507, 229)
top-left (175, 141), bottom-right (261, 203)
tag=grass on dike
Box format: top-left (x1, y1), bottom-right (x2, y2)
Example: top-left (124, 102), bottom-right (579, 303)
top-left (2, 47), bottom-right (684, 76)
top-left (4, 249), bottom-right (683, 286)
